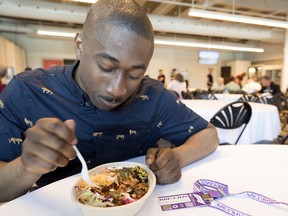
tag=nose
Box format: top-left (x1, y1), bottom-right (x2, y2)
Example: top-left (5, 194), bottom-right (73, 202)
top-left (106, 70), bottom-right (127, 98)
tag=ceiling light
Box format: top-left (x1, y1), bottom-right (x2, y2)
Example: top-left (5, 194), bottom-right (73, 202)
top-left (36, 29), bottom-right (263, 52)
top-left (188, 8), bottom-right (288, 29)
top-left (154, 38), bottom-right (264, 53)
top-left (37, 30), bottom-right (76, 38)
top-left (70, 0), bottom-right (97, 3)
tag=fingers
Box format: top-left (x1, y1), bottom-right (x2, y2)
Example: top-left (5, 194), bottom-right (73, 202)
top-left (35, 118), bottom-right (77, 143)
top-left (64, 120), bottom-right (78, 145)
top-left (21, 149), bottom-right (65, 174)
top-left (64, 119), bottom-right (76, 130)
top-left (145, 148), bottom-right (160, 165)
top-left (23, 136), bottom-right (71, 165)
top-left (153, 157), bottom-right (182, 184)
top-left (21, 118), bottom-right (77, 174)
top-left (146, 147), bottom-right (182, 184)
top-left (24, 121), bottom-right (76, 159)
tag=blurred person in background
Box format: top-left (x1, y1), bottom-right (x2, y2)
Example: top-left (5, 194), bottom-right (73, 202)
top-left (259, 75), bottom-right (280, 95)
top-left (157, 69), bottom-right (165, 85)
top-left (236, 72), bottom-right (247, 88)
top-left (242, 76), bottom-right (262, 94)
top-left (225, 76), bottom-right (241, 92)
top-left (24, 67), bottom-right (32, 71)
top-left (167, 72), bottom-right (187, 99)
top-left (206, 67), bottom-right (214, 91)
top-left (0, 65), bottom-right (7, 93)
top-left (3, 67), bottom-right (14, 85)
top-left (212, 77), bottom-right (225, 92)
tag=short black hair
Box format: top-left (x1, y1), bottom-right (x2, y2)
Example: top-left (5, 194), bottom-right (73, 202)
top-left (83, 0), bottom-right (154, 43)
top-left (25, 67), bottom-right (32, 71)
top-left (261, 75), bottom-right (271, 81)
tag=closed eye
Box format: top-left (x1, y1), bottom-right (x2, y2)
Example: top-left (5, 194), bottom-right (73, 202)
top-left (127, 73), bottom-right (140, 80)
top-left (97, 64), bottom-right (114, 73)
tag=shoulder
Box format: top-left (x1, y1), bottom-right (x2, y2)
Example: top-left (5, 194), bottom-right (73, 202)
top-left (138, 77), bottom-right (165, 95)
top-left (1, 63), bottom-right (77, 104)
top-left (271, 82), bottom-right (280, 88)
top-left (15, 64), bottom-right (70, 83)
top-left (11, 63), bottom-right (78, 95)
top-left (120, 77), bottom-right (165, 108)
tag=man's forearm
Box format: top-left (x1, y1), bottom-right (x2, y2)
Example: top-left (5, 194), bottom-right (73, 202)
top-left (173, 123), bottom-right (219, 168)
top-left (0, 158), bottom-right (41, 202)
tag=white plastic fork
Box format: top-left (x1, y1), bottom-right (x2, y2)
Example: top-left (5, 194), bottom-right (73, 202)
top-left (73, 146), bottom-right (101, 188)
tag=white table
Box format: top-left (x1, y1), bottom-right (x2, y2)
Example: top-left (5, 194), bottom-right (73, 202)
top-left (1, 145), bottom-right (288, 215)
top-left (181, 99), bottom-right (281, 144)
top-left (214, 94), bottom-right (243, 102)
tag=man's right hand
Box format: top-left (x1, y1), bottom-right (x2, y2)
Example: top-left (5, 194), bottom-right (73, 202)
top-left (21, 118), bottom-right (77, 174)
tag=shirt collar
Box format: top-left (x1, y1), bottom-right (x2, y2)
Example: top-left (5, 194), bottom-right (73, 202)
top-left (63, 60), bottom-right (92, 107)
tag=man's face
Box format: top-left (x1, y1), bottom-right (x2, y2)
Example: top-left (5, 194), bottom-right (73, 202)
top-left (261, 78), bottom-right (270, 87)
top-left (74, 26), bottom-right (153, 110)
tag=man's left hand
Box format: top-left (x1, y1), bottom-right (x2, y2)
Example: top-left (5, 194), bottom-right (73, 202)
top-left (145, 147), bottom-right (181, 184)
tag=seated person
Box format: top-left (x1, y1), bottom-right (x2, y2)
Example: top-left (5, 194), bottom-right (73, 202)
top-left (182, 79), bottom-right (194, 99)
top-left (242, 77), bottom-right (262, 94)
top-left (157, 69), bottom-right (165, 84)
top-left (236, 72), bottom-right (247, 88)
top-left (259, 75), bottom-right (280, 95)
top-left (225, 76), bottom-right (241, 92)
top-left (167, 73), bottom-right (187, 99)
top-left (0, 0), bottom-right (219, 202)
top-left (212, 77), bottom-right (225, 92)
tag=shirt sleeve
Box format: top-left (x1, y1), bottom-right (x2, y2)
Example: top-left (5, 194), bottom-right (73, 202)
top-left (151, 89), bottom-right (209, 146)
top-left (0, 78), bottom-right (29, 161)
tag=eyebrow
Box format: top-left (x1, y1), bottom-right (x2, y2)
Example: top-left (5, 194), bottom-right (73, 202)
top-left (97, 52), bottom-right (146, 70)
top-left (97, 52), bottom-right (119, 63)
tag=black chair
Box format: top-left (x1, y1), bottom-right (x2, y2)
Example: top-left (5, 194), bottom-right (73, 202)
top-left (181, 91), bottom-right (194, 99)
top-left (210, 101), bottom-right (252, 145)
top-left (258, 94), bottom-right (274, 104)
top-left (238, 94), bottom-right (259, 102)
top-left (259, 92), bottom-right (284, 111)
top-left (195, 91), bottom-right (218, 100)
top-left (169, 90), bottom-right (180, 98)
top-left (229, 90), bottom-right (247, 94)
top-left (254, 135), bottom-right (288, 144)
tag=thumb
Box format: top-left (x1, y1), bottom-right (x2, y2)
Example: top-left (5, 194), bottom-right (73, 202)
top-left (145, 148), bottom-right (159, 165)
top-left (64, 119), bottom-right (76, 131)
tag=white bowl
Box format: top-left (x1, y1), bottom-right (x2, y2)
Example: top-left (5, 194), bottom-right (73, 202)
top-left (71, 162), bottom-right (156, 216)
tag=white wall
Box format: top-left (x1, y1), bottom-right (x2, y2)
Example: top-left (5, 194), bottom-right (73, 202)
top-left (245, 43), bottom-right (284, 64)
top-left (226, 60), bottom-right (251, 84)
top-left (2, 34), bottom-right (75, 71)
top-left (2, 33), bottom-right (285, 90)
top-left (147, 46), bottom-right (223, 89)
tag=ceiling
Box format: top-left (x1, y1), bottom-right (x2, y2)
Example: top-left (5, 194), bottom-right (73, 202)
top-left (0, 0), bottom-right (288, 50)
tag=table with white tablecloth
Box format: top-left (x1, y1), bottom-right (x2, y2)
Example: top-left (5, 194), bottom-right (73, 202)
top-left (181, 99), bottom-right (281, 144)
top-left (214, 93), bottom-right (243, 102)
top-left (1, 145), bottom-right (288, 216)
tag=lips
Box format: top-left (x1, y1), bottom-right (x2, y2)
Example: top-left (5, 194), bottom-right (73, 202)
top-left (99, 96), bottom-right (123, 109)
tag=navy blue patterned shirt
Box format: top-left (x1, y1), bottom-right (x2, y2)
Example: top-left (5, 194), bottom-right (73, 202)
top-left (0, 61), bottom-right (208, 187)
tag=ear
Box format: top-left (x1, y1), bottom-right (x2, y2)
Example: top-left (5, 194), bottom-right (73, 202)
top-left (74, 32), bottom-right (83, 60)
